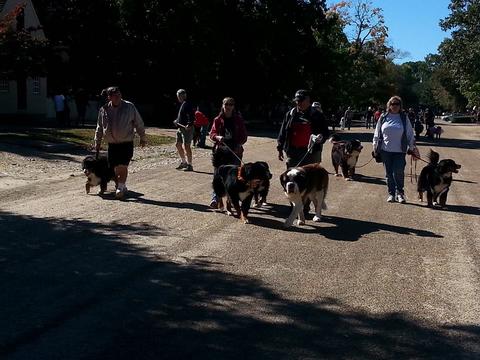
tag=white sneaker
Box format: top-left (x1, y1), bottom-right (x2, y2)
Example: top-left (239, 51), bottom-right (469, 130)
top-left (396, 194), bottom-right (406, 203)
top-left (387, 195), bottom-right (395, 203)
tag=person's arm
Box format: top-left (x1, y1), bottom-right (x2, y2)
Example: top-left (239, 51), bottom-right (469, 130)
top-left (372, 116), bottom-right (382, 153)
top-left (404, 116), bottom-right (416, 150)
top-left (94, 107), bottom-right (104, 150)
top-left (277, 112), bottom-right (289, 161)
top-left (209, 117), bottom-right (223, 143)
top-left (133, 106), bottom-right (146, 146)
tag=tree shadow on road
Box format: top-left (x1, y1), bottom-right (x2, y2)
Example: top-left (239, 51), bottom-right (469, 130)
top-left (1, 211), bottom-right (476, 359)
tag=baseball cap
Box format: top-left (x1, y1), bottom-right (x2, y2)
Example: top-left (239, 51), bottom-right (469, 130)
top-left (293, 89), bottom-right (309, 101)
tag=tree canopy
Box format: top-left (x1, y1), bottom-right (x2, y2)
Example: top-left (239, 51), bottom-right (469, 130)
top-left (1, 0), bottom-right (477, 121)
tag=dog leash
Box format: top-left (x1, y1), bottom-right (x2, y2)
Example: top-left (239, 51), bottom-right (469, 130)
top-left (294, 134), bottom-right (323, 167)
top-left (209, 138), bottom-right (245, 166)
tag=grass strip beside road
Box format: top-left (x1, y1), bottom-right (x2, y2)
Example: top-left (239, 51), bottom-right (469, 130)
top-left (0, 128), bottom-right (174, 148)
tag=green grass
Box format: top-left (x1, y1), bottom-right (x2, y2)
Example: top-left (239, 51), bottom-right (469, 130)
top-left (0, 128), bottom-right (174, 148)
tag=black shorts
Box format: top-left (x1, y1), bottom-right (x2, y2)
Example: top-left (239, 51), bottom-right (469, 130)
top-left (108, 142), bottom-right (134, 167)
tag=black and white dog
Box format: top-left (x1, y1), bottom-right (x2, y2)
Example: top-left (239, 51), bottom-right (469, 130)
top-left (213, 162), bottom-right (272, 223)
top-left (417, 149), bottom-right (461, 208)
top-left (280, 163), bottom-right (329, 228)
top-left (329, 134), bottom-right (363, 180)
top-left (82, 155), bottom-right (116, 195)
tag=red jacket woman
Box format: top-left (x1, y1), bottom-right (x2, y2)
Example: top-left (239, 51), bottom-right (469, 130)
top-left (209, 97), bottom-right (247, 158)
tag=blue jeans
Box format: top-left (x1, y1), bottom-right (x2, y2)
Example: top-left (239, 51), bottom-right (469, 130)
top-left (381, 151), bottom-right (406, 196)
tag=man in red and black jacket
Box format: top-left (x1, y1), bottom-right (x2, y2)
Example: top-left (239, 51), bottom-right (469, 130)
top-left (277, 89), bottom-right (330, 169)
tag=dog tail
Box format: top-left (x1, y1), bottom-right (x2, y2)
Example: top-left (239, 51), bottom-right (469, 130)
top-left (427, 149), bottom-right (439, 165)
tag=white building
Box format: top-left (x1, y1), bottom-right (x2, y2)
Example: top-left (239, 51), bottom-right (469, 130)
top-left (0, 0), bottom-right (48, 118)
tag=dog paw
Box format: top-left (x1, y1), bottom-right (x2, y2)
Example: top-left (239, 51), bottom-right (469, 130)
top-left (253, 202), bottom-right (262, 208)
top-left (345, 177), bottom-right (353, 181)
top-left (242, 218), bottom-right (249, 224)
top-left (312, 216), bottom-right (321, 222)
top-left (226, 211), bottom-right (233, 216)
top-left (296, 220), bottom-right (305, 226)
top-left (433, 201), bottom-right (438, 206)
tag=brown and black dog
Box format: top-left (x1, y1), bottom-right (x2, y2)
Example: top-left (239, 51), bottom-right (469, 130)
top-left (329, 134), bottom-right (363, 180)
top-left (280, 163), bottom-right (329, 228)
top-left (212, 162), bottom-right (271, 223)
top-left (417, 149), bottom-right (461, 208)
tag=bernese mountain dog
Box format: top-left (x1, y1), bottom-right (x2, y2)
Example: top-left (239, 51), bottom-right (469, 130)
top-left (417, 149), bottom-right (461, 208)
top-left (329, 134), bottom-right (363, 180)
top-left (82, 155), bottom-right (117, 195)
top-left (212, 161), bottom-right (271, 223)
top-left (280, 163), bottom-right (329, 228)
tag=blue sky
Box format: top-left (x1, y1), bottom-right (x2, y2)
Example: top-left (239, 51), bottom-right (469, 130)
top-left (326, 0), bottom-right (452, 63)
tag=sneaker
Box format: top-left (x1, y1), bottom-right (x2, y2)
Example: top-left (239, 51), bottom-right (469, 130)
top-left (387, 195), bottom-right (395, 203)
top-left (396, 194), bottom-right (406, 203)
top-left (209, 199), bottom-right (218, 209)
top-left (176, 162), bottom-right (187, 170)
top-left (183, 164), bottom-right (193, 172)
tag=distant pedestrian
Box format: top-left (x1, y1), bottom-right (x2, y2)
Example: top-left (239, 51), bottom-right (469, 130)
top-left (53, 91), bottom-right (66, 127)
top-left (366, 106), bottom-right (374, 129)
top-left (193, 106), bottom-right (209, 148)
top-left (94, 86), bottom-right (146, 199)
top-left (174, 89), bottom-right (195, 171)
top-left (344, 106), bottom-right (353, 130)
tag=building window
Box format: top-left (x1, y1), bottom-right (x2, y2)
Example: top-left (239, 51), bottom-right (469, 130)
top-left (0, 79), bottom-right (9, 93)
top-left (32, 77), bottom-right (41, 95)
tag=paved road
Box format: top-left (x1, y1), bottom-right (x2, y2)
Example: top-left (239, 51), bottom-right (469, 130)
top-left (1, 121), bottom-right (479, 359)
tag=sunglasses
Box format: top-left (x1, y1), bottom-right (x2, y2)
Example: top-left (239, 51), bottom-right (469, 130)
top-left (391, 102), bottom-right (401, 106)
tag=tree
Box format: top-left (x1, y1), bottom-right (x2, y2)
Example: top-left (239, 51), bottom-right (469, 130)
top-left (439, 0), bottom-right (480, 106)
top-left (0, 5), bottom-right (49, 78)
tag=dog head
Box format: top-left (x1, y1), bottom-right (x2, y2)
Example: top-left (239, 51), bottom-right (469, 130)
top-left (82, 155), bottom-right (97, 176)
top-left (280, 168), bottom-right (307, 195)
top-left (346, 140), bottom-right (363, 154)
top-left (238, 161), bottom-right (272, 188)
top-left (437, 159), bottom-right (461, 175)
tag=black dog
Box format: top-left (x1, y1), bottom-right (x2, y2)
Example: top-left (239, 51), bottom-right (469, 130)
top-left (253, 161), bottom-right (272, 208)
top-left (329, 134), bottom-right (363, 180)
top-left (212, 145), bottom-right (239, 168)
top-left (417, 149), bottom-right (461, 208)
top-left (82, 155), bottom-right (116, 194)
top-left (212, 162), bottom-right (271, 223)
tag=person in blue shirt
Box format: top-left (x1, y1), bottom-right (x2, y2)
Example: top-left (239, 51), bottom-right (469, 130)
top-left (372, 96), bottom-right (418, 204)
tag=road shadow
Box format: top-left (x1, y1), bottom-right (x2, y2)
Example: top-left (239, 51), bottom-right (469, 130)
top-left (415, 137), bottom-right (480, 150)
top-left (406, 201), bottom-right (480, 216)
top-left (252, 203), bottom-right (443, 241)
top-left (1, 211), bottom-right (477, 359)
